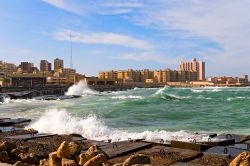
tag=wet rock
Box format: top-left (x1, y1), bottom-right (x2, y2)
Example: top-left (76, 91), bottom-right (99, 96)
top-left (78, 145), bottom-right (106, 165)
top-left (113, 164), bottom-right (123, 166)
top-left (123, 154), bottom-right (151, 166)
top-left (13, 161), bottom-right (24, 166)
top-left (49, 151), bottom-right (61, 166)
top-left (69, 141), bottom-right (81, 156)
top-left (62, 158), bottom-right (77, 166)
top-left (230, 151), bottom-right (250, 166)
top-left (83, 153), bottom-right (107, 166)
top-left (18, 153), bottom-right (39, 164)
top-left (10, 147), bottom-right (27, 157)
top-left (0, 141), bottom-right (16, 152)
top-left (39, 159), bottom-right (49, 166)
top-left (0, 151), bottom-right (9, 163)
top-left (57, 141), bottom-right (71, 159)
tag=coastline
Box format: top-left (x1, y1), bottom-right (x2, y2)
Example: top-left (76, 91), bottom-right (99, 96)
top-left (0, 118), bottom-right (249, 165)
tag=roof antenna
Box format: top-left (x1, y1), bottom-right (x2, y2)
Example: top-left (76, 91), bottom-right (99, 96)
top-left (70, 31), bottom-right (73, 69)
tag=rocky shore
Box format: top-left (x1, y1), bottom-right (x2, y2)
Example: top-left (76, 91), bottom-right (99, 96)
top-left (0, 118), bottom-right (249, 166)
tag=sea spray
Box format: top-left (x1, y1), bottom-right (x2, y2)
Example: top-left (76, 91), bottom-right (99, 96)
top-left (30, 109), bottom-right (215, 142)
top-left (65, 80), bottom-right (97, 96)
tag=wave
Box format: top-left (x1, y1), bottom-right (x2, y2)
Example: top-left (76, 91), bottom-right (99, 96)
top-left (191, 87), bottom-right (222, 93)
top-left (29, 109), bottom-right (216, 142)
top-left (153, 86), bottom-right (191, 100)
top-left (65, 80), bottom-right (97, 96)
top-left (227, 96), bottom-right (250, 101)
top-left (111, 95), bottom-right (144, 100)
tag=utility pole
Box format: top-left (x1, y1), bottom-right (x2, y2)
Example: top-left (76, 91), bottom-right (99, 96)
top-left (70, 31), bottom-right (73, 69)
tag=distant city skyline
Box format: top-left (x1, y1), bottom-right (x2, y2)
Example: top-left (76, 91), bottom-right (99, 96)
top-left (0, 0), bottom-right (250, 77)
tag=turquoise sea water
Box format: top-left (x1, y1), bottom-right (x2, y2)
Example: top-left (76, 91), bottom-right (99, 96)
top-left (0, 83), bottom-right (250, 142)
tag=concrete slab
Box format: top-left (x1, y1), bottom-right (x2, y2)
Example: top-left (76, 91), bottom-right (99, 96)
top-left (170, 162), bottom-right (205, 166)
top-left (189, 153), bottom-right (232, 166)
top-left (199, 139), bottom-right (235, 147)
top-left (228, 143), bottom-right (250, 150)
top-left (171, 140), bottom-right (210, 151)
top-left (99, 141), bottom-right (152, 159)
top-left (109, 146), bottom-right (203, 166)
top-left (205, 146), bottom-right (245, 158)
top-left (0, 118), bottom-right (31, 127)
top-left (217, 134), bottom-right (246, 143)
top-left (7, 133), bottom-right (57, 141)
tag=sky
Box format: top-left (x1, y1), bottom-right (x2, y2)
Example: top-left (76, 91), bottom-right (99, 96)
top-left (0, 0), bottom-right (250, 77)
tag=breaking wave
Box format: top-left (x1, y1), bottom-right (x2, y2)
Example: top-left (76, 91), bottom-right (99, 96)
top-left (29, 109), bottom-right (215, 142)
top-left (65, 80), bottom-right (97, 96)
top-left (111, 95), bottom-right (144, 100)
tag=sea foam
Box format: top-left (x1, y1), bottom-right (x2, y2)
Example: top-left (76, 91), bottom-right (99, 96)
top-left (65, 80), bottom-right (97, 96)
top-left (29, 109), bottom-right (215, 142)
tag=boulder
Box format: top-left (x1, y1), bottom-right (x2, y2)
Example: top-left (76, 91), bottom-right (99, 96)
top-left (78, 145), bottom-right (106, 165)
top-left (49, 151), bottom-right (61, 166)
top-left (39, 159), bottom-right (49, 166)
top-left (62, 158), bottom-right (78, 166)
top-left (0, 141), bottom-right (16, 152)
top-left (230, 151), bottom-right (250, 166)
top-left (18, 153), bottom-right (39, 164)
top-left (83, 153), bottom-right (107, 166)
top-left (69, 142), bottom-right (81, 156)
top-left (123, 154), bottom-right (151, 166)
top-left (57, 141), bottom-right (71, 159)
top-left (0, 151), bottom-right (9, 163)
top-left (13, 161), bottom-right (24, 166)
top-left (10, 147), bottom-right (27, 157)
top-left (113, 164), bottom-right (123, 166)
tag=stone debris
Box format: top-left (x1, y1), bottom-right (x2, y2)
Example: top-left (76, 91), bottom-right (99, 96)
top-left (123, 154), bottom-right (151, 166)
top-left (83, 153), bottom-right (107, 166)
top-left (229, 151), bottom-right (250, 166)
top-left (57, 141), bottom-right (71, 159)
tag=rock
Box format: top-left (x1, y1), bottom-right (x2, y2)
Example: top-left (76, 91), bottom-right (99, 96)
top-left (113, 164), bottom-right (123, 166)
top-left (123, 154), bottom-right (151, 166)
top-left (69, 142), bottom-right (81, 156)
top-left (131, 165), bottom-right (152, 166)
top-left (18, 153), bottom-right (39, 164)
top-left (13, 161), bottom-right (24, 166)
top-left (39, 159), bottom-right (49, 166)
top-left (0, 151), bottom-right (9, 163)
top-left (62, 158), bottom-right (78, 166)
top-left (79, 145), bottom-right (106, 165)
top-left (0, 163), bottom-right (12, 166)
top-left (83, 153), bottom-right (107, 166)
top-left (0, 141), bottom-right (16, 152)
top-left (10, 147), bottom-right (27, 157)
top-left (230, 151), bottom-right (250, 166)
top-left (57, 141), bottom-right (71, 159)
top-left (49, 151), bottom-right (61, 166)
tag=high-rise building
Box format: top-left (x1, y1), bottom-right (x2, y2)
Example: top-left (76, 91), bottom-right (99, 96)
top-left (180, 58), bottom-right (205, 81)
top-left (40, 60), bottom-right (51, 72)
top-left (54, 58), bottom-right (64, 70)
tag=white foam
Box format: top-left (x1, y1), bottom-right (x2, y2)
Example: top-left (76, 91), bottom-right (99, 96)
top-left (65, 80), bottom-right (97, 96)
top-left (191, 87), bottom-right (222, 93)
top-left (111, 95), bottom-right (144, 100)
top-left (29, 109), bottom-right (215, 142)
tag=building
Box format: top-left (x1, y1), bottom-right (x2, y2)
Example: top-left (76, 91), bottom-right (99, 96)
top-left (54, 58), bottom-right (64, 70)
top-left (17, 62), bottom-right (35, 73)
top-left (0, 61), bottom-right (16, 74)
top-left (180, 58), bottom-right (205, 81)
top-left (10, 74), bottom-right (46, 87)
top-left (207, 75), bottom-right (248, 85)
top-left (40, 60), bottom-right (51, 72)
top-left (62, 68), bottom-right (76, 83)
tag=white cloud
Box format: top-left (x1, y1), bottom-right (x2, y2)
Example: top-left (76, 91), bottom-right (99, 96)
top-left (54, 29), bottom-right (153, 50)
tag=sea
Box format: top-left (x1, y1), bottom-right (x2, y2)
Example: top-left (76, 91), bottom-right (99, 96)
top-left (0, 81), bottom-right (250, 143)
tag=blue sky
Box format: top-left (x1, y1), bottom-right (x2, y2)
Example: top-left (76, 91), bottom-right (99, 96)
top-left (0, 0), bottom-right (250, 77)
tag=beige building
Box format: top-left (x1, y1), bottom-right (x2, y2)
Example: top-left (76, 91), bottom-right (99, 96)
top-left (180, 58), bottom-right (205, 81)
top-left (40, 60), bottom-right (51, 72)
top-left (0, 61), bottom-right (16, 74)
top-left (54, 58), bottom-right (64, 70)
